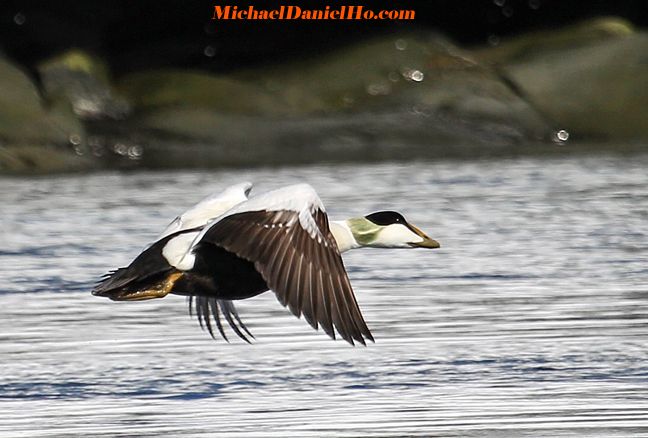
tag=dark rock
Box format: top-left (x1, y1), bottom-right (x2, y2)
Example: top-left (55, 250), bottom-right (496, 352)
top-left (110, 33), bottom-right (554, 168)
top-left (474, 17), bottom-right (634, 64)
top-left (117, 70), bottom-right (279, 115)
top-left (476, 17), bottom-right (648, 141)
top-left (0, 144), bottom-right (91, 174)
top-left (38, 49), bottom-right (130, 120)
top-left (0, 56), bottom-right (88, 173)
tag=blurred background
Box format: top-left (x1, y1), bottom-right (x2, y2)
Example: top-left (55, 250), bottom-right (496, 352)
top-left (2, 2), bottom-right (648, 437)
top-left (1, 0), bottom-right (647, 172)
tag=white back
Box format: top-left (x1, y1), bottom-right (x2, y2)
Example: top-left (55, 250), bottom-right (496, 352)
top-left (220, 183), bottom-right (324, 215)
top-left (188, 183), bottom-right (326, 257)
top-left (158, 182), bottom-right (253, 239)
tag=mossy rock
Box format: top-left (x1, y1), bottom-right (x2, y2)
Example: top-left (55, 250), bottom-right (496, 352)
top-left (120, 34), bottom-right (551, 142)
top-left (501, 33), bottom-right (648, 140)
top-left (39, 49), bottom-right (111, 84)
top-left (474, 16), bottom-right (635, 65)
top-left (0, 57), bottom-right (83, 145)
top-left (0, 144), bottom-right (92, 174)
top-left (38, 49), bottom-right (130, 119)
top-left (236, 33), bottom-right (552, 141)
top-left (241, 32), bottom-right (550, 121)
top-left (117, 69), bottom-right (282, 115)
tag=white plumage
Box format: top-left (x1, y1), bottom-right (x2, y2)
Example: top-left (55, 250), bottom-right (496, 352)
top-left (189, 183), bottom-right (326, 255)
top-left (162, 231), bottom-right (199, 269)
top-left (158, 181), bottom-right (252, 239)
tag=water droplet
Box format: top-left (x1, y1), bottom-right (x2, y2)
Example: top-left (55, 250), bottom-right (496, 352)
top-left (13, 12), bottom-right (26, 25)
top-left (342, 95), bottom-right (355, 107)
top-left (488, 35), bottom-right (500, 46)
top-left (128, 145), bottom-right (143, 160)
top-left (388, 71), bottom-right (400, 82)
top-left (502, 6), bottom-right (514, 17)
top-left (69, 134), bottom-right (81, 146)
top-left (402, 69), bottom-right (424, 82)
top-left (411, 70), bottom-right (424, 82)
top-left (114, 143), bottom-right (128, 156)
top-left (366, 82), bottom-right (391, 96)
top-left (528, 0), bottom-right (541, 9)
top-left (554, 129), bottom-right (569, 143)
top-left (410, 105), bottom-right (428, 116)
top-left (204, 45), bottom-right (216, 57)
top-left (395, 39), bottom-right (408, 51)
top-left (73, 141), bottom-right (87, 156)
top-left (494, 0), bottom-right (505, 6)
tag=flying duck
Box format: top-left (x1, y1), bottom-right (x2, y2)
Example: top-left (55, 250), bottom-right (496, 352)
top-left (93, 183), bottom-right (440, 345)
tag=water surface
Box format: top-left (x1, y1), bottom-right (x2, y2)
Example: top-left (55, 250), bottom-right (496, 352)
top-left (1, 156), bottom-right (648, 436)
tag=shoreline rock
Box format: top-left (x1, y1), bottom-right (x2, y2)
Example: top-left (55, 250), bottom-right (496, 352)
top-left (475, 17), bottom-right (647, 141)
top-left (1, 17), bottom-right (647, 174)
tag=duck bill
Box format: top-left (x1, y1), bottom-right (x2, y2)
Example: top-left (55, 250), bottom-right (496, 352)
top-left (407, 224), bottom-right (441, 249)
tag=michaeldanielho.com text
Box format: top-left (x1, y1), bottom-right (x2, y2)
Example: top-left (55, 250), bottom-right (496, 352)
top-left (212, 6), bottom-right (415, 20)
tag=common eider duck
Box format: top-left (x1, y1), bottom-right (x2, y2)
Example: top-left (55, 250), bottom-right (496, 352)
top-left (93, 183), bottom-right (440, 345)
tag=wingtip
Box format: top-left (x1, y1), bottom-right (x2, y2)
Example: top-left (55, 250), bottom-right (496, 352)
top-left (191, 296), bottom-right (257, 343)
top-left (342, 332), bottom-right (373, 347)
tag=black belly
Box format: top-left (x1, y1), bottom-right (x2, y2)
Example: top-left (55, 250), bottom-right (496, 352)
top-left (171, 243), bottom-right (268, 300)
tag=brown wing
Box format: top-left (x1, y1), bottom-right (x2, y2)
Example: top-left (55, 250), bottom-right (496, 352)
top-left (199, 209), bottom-right (374, 345)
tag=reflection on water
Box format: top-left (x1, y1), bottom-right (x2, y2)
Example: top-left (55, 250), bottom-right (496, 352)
top-left (1, 155), bottom-right (648, 437)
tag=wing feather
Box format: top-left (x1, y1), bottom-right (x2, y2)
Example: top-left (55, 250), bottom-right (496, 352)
top-left (189, 296), bottom-right (254, 342)
top-left (201, 296), bottom-right (216, 339)
top-left (220, 300), bottom-right (255, 340)
top-left (195, 189), bottom-right (373, 345)
top-left (208, 298), bottom-right (228, 342)
top-left (289, 254), bottom-right (304, 317)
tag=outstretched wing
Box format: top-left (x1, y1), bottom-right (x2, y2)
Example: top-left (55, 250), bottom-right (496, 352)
top-left (193, 184), bottom-right (373, 345)
top-left (159, 181), bottom-right (253, 239)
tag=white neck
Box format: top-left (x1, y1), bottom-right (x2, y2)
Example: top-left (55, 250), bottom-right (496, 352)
top-left (329, 220), bottom-right (359, 253)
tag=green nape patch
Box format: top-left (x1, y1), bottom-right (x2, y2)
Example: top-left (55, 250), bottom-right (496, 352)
top-left (346, 218), bottom-right (381, 245)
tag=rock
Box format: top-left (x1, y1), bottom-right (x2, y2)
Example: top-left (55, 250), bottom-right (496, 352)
top-left (121, 33), bottom-right (551, 140)
top-left (488, 26), bottom-right (648, 140)
top-left (474, 16), bottom-right (635, 65)
top-left (0, 57), bottom-right (57, 144)
top-left (111, 33), bottom-right (554, 168)
top-left (0, 57), bottom-right (83, 145)
top-left (114, 106), bottom-right (545, 169)
top-left (117, 70), bottom-right (281, 114)
top-left (0, 144), bottom-right (91, 174)
top-left (38, 49), bottom-right (130, 120)
top-left (243, 32), bottom-right (551, 138)
top-left (0, 56), bottom-right (88, 174)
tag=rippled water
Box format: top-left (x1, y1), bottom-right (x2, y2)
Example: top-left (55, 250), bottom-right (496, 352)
top-left (2, 155), bottom-right (648, 437)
